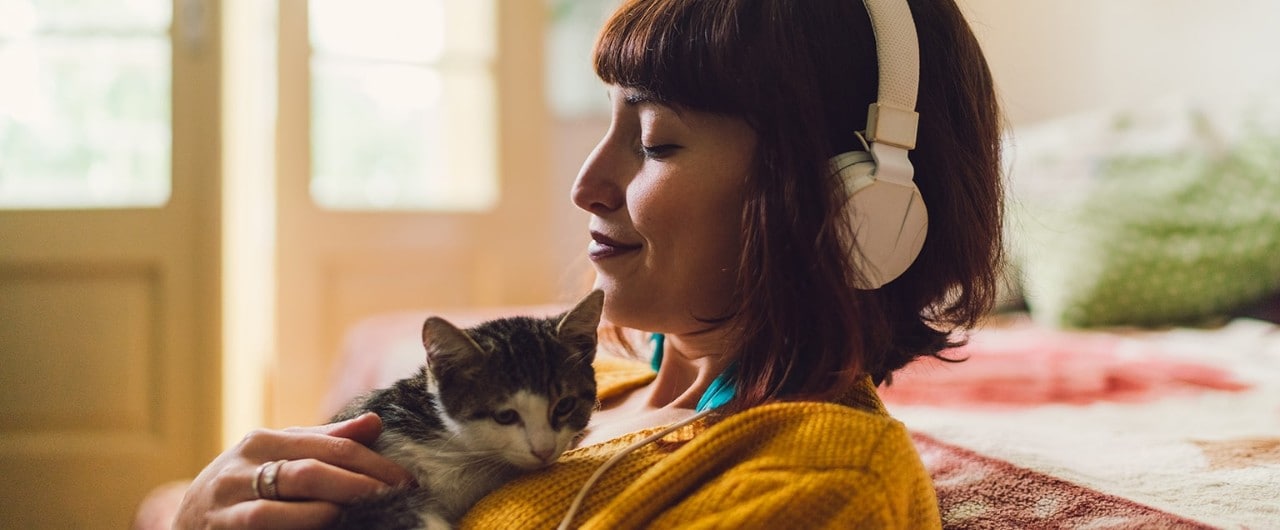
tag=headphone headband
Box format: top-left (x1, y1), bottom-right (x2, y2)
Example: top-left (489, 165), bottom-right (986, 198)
top-left (863, 0), bottom-right (919, 111)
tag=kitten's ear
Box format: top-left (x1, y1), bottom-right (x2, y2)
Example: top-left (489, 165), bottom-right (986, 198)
top-left (422, 316), bottom-right (485, 369)
top-left (556, 289), bottom-right (604, 361)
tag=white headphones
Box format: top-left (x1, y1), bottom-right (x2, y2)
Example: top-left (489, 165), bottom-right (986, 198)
top-left (833, 0), bottom-right (926, 290)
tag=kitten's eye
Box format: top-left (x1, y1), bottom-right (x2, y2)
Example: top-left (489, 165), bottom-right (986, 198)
top-left (492, 409), bottom-right (520, 425)
top-left (553, 397), bottom-right (577, 417)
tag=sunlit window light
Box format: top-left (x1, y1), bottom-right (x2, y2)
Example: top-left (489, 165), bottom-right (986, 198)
top-left (307, 0), bottom-right (497, 212)
top-left (0, 0), bottom-right (171, 210)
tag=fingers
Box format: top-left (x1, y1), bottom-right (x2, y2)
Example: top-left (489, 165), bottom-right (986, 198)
top-left (273, 458), bottom-right (394, 504)
top-left (215, 500), bottom-right (341, 530)
top-left (239, 416), bottom-right (415, 490)
top-left (321, 411), bottom-right (385, 446)
top-left (177, 414), bottom-right (415, 530)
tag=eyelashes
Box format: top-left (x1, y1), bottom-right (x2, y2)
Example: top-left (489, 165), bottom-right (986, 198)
top-left (640, 144), bottom-right (680, 159)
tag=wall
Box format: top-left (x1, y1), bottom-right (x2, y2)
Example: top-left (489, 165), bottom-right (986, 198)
top-left (958, 0), bottom-right (1280, 127)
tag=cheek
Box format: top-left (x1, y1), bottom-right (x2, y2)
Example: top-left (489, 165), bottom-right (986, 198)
top-left (678, 197), bottom-right (745, 276)
top-left (630, 175), bottom-right (743, 255)
top-left (554, 429), bottom-right (578, 454)
top-left (703, 183), bottom-right (748, 244)
top-left (464, 422), bottom-right (519, 450)
top-left (626, 177), bottom-right (669, 235)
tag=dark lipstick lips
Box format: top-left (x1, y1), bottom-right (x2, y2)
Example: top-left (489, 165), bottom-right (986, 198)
top-left (588, 231), bottom-right (641, 260)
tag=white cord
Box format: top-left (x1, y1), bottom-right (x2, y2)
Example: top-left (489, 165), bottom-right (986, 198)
top-left (556, 408), bottom-right (716, 530)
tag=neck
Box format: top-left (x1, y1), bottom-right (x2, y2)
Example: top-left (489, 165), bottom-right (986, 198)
top-left (645, 332), bottom-right (736, 410)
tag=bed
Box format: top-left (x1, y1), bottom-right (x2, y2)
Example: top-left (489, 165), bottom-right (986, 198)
top-left (881, 312), bottom-right (1280, 529)
top-left (322, 93), bottom-right (1280, 529)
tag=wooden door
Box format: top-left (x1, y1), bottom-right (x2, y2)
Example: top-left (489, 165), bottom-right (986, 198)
top-left (0, 0), bottom-right (221, 527)
top-left (271, 0), bottom-right (559, 427)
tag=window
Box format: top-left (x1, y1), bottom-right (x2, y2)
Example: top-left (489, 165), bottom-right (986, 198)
top-left (307, 0), bottom-right (497, 211)
top-left (0, 0), bottom-right (171, 209)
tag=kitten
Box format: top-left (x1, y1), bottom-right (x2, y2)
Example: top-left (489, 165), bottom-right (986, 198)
top-left (327, 290), bottom-right (603, 530)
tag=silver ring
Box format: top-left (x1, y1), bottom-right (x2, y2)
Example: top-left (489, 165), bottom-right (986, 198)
top-left (251, 461), bottom-right (269, 499)
top-left (253, 460), bottom-right (287, 500)
top-left (262, 459), bottom-right (285, 500)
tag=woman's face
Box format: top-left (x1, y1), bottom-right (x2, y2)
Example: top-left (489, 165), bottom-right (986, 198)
top-left (571, 85), bottom-right (757, 335)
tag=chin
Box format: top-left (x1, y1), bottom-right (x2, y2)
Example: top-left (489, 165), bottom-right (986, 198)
top-left (594, 284), bottom-right (649, 329)
top-left (592, 282), bottom-right (625, 320)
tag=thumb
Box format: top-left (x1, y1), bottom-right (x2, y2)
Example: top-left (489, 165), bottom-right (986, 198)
top-left (323, 412), bottom-right (384, 446)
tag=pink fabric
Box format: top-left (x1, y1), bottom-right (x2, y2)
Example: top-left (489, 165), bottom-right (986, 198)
top-left (879, 324), bottom-right (1250, 408)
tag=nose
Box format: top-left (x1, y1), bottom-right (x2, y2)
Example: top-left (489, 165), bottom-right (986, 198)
top-left (532, 446), bottom-right (555, 464)
top-left (570, 135), bottom-right (626, 215)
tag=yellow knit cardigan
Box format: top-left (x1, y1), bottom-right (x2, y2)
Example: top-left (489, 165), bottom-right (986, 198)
top-left (460, 356), bottom-right (941, 529)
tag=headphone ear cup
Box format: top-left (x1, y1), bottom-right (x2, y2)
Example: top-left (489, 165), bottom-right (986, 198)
top-left (831, 151), bottom-right (929, 289)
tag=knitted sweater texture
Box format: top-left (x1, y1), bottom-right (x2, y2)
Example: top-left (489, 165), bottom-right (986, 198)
top-left (459, 356), bottom-right (941, 529)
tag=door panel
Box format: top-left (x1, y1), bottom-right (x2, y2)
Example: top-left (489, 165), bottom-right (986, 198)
top-left (1, 265), bottom-right (158, 435)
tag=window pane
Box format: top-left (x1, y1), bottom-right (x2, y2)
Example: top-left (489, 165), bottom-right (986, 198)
top-left (308, 0), bottom-right (497, 212)
top-left (546, 0), bottom-right (616, 118)
top-left (310, 61), bottom-right (445, 209)
top-left (0, 37), bottom-right (170, 209)
top-left (18, 0), bottom-right (170, 33)
top-left (310, 0), bottom-right (443, 63)
top-left (0, 0), bottom-right (170, 210)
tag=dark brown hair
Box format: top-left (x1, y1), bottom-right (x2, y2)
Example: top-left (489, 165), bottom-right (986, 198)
top-left (593, 0), bottom-right (1003, 409)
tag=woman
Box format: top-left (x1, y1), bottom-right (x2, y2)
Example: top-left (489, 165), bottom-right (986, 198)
top-left (171, 0), bottom-right (1000, 527)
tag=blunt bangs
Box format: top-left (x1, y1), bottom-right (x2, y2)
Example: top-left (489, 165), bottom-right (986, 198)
top-left (593, 0), bottom-right (747, 114)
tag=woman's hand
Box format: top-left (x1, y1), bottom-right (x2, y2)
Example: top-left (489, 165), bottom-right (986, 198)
top-left (174, 412), bottom-right (415, 529)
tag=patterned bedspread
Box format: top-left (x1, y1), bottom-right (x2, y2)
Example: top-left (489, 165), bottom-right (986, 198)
top-left (880, 316), bottom-right (1280, 529)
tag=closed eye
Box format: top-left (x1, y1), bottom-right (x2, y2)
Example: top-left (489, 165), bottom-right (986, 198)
top-left (640, 144), bottom-right (680, 159)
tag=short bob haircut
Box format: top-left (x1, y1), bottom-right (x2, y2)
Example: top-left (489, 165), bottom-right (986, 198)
top-left (593, 0), bottom-right (1003, 410)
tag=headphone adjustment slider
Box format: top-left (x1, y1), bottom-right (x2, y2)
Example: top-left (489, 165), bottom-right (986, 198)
top-left (865, 102), bottom-right (919, 151)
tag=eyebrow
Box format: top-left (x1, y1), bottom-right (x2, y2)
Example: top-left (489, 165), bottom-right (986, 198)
top-left (610, 86), bottom-right (688, 120)
top-left (621, 89), bottom-right (658, 106)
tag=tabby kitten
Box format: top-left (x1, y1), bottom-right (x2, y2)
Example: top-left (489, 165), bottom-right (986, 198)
top-left (327, 290), bottom-right (603, 530)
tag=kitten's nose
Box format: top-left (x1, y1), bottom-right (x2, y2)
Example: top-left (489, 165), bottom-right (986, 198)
top-left (532, 446), bottom-right (555, 464)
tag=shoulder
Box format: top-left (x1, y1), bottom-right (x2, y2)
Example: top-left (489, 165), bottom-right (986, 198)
top-left (682, 402), bottom-right (937, 528)
top-left (699, 400), bottom-right (919, 471)
top-left (591, 401), bottom-right (939, 529)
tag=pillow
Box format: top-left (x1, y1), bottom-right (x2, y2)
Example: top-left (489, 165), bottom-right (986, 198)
top-left (1006, 95), bottom-right (1280, 327)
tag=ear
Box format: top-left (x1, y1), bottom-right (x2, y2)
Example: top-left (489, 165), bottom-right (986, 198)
top-left (555, 289), bottom-right (604, 362)
top-left (422, 316), bottom-right (485, 371)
